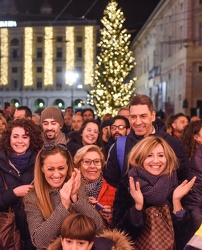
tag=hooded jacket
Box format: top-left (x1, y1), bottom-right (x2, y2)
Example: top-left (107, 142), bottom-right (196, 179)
top-left (47, 229), bottom-right (134, 250)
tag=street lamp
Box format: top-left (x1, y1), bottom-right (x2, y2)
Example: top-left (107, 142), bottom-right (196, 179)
top-left (65, 71), bottom-right (79, 108)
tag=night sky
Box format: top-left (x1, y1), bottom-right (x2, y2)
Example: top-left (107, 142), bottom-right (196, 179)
top-left (15, 0), bottom-right (161, 38)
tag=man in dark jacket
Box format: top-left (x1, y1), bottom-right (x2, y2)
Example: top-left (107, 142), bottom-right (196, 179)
top-left (103, 94), bottom-right (190, 188)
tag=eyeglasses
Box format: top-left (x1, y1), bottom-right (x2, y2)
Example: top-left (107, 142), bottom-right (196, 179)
top-left (111, 125), bottom-right (126, 131)
top-left (81, 158), bottom-right (102, 167)
top-left (85, 128), bottom-right (99, 134)
top-left (42, 143), bottom-right (67, 151)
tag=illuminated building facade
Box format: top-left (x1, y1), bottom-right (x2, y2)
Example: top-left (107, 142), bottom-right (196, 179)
top-left (0, 12), bottom-right (98, 112)
top-left (131, 0), bottom-right (202, 117)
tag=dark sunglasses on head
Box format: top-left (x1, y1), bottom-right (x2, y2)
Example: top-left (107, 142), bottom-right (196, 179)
top-left (42, 143), bottom-right (67, 151)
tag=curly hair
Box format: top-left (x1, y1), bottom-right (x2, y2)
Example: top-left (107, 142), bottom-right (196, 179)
top-left (0, 118), bottom-right (43, 155)
top-left (181, 120), bottom-right (202, 159)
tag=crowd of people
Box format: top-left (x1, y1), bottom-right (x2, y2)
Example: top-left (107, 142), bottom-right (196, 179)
top-left (0, 95), bottom-right (201, 250)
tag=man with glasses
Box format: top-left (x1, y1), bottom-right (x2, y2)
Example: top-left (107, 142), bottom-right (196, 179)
top-left (108, 116), bottom-right (130, 148)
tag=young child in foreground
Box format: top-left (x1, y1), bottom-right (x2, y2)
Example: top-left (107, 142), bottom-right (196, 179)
top-left (48, 213), bottom-right (133, 250)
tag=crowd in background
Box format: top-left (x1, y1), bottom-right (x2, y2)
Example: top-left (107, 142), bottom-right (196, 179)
top-left (0, 96), bottom-right (202, 250)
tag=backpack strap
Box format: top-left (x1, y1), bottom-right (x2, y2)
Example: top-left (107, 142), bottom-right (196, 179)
top-left (116, 136), bottom-right (127, 174)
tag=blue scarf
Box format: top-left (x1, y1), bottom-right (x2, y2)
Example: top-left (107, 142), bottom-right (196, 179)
top-left (10, 150), bottom-right (32, 172)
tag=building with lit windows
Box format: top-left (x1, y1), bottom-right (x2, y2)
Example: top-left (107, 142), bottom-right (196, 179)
top-left (0, 0), bottom-right (98, 112)
top-left (131, 0), bottom-right (202, 117)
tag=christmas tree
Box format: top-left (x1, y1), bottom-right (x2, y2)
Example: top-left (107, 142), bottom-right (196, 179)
top-left (88, 0), bottom-right (137, 117)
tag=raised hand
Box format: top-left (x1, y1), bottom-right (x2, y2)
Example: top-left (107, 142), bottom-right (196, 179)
top-left (173, 176), bottom-right (196, 214)
top-left (13, 185), bottom-right (33, 197)
top-left (173, 176), bottom-right (196, 201)
top-left (60, 176), bottom-right (74, 210)
top-left (70, 168), bottom-right (81, 203)
top-left (129, 177), bottom-right (144, 210)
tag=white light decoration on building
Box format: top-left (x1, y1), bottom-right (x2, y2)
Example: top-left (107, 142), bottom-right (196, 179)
top-left (24, 27), bottom-right (33, 86)
top-left (84, 26), bottom-right (94, 85)
top-left (0, 28), bottom-right (8, 86)
top-left (65, 26), bottom-right (75, 85)
top-left (44, 27), bottom-right (53, 86)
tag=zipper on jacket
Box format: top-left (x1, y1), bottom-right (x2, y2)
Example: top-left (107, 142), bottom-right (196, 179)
top-left (9, 160), bottom-right (20, 177)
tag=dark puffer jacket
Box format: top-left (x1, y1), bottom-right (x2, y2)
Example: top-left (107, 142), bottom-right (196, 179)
top-left (104, 118), bottom-right (190, 187)
top-left (0, 150), bottom-right (36, 245)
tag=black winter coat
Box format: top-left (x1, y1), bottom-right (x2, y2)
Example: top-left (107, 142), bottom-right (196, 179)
top-left (183, 145), bottom-right (202, 242)
top-left (0, 150), bottom-right (36, 243)
top-left (104, 119), bottom-right (190, 187)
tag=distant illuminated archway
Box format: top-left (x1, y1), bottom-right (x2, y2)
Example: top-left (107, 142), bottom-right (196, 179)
top-left (53, 99), bottom-right (64, 109)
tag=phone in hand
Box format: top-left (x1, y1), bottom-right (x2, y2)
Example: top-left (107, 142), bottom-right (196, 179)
top-left (95, 203), bottom-right (104, 211)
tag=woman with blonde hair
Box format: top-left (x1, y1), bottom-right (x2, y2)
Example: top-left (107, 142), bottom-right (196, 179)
top-left (24, 144), bottom-right (105, 250)
top-left (74, 145), bottom-right (116, 227)
top-left (113, 136), bottom-right (196, 250)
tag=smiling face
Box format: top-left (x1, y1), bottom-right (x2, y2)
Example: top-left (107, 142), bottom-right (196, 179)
top-left (79, 151), bottom-right (102, 182)
top-left (42, 119), bottom-right (61, 140)
top-left (143, 144), bottom-right (167, 176)
top-left (42, 152), bottom-right (68, 189)
top-left (129, 105), bottom-right (156, 137)
top-left (81, 122), bottom-right (99, 145)
top-left (10, 127), bottom-right (30, 155)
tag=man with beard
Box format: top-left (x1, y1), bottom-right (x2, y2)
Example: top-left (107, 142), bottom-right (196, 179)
top-left (41, 106), bottom-right (67, 145)
top-left (41, 106), bottom-right (80, 157)
top-left (108, 116), bottom-right (130, 148)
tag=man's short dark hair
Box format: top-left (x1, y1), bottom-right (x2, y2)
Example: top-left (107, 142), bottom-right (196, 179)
top-left (110, 115), bottom-right (130, 129)
top-left (129, 95), bottom-right (154, 113)
top-left (17, 106), bottom-right (32, 118)
top-left (171, 113), bottom-right (187, 123)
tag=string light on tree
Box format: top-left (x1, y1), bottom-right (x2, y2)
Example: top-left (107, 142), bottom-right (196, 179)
top-left (88, 0), bottom-right (137, 117)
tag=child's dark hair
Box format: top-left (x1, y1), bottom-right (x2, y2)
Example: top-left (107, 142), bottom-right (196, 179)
top-left (47, 214), bottom-right (96, 250)
top-left (61, 213), bottom-right (96, 242)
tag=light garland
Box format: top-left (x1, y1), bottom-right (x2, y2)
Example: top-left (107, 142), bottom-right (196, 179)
top-left (44, 27), bottom-right (53, 86)
top-left (65, 26), bottom-right (75, 85)
top-left (0, 28), bottom-right (8, 85)
top-left (84, 26), bottom-right (94, 85)
top-left (24, 27), bottom-right (33, 86)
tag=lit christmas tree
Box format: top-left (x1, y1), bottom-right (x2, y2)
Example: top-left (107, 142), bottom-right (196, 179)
top-left (88, 0), bottom-right (137, 117)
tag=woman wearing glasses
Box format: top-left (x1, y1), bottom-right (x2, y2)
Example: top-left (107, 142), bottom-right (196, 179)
top-left (67, 119), bottom-right (106, 158)
top-left (74, 145), bottom-right (116, 227)
top-left (0, 118), bottom-right (43, 249)
top-left (24, 144), bottom-right (105, 250)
